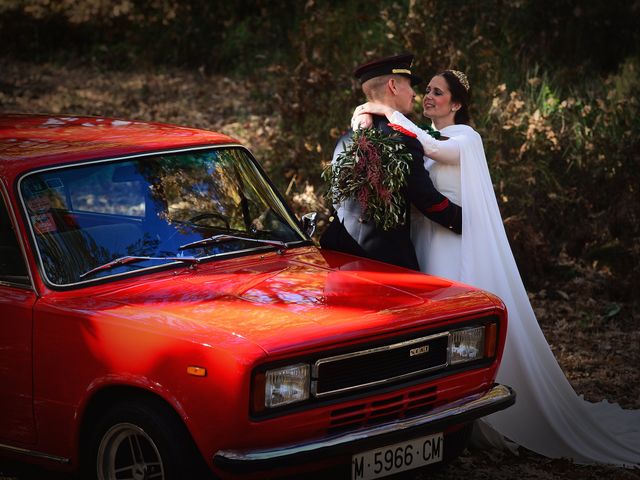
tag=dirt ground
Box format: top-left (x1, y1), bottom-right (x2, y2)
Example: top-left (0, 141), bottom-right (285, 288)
top-left (1, 59), bottom-right (638, 479)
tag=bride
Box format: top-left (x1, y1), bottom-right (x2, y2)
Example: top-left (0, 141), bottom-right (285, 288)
top-left (351, 70), bottom-right (640, 466)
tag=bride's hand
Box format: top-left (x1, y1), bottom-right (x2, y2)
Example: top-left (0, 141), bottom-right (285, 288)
top-left (354, 102), bottom-right (395, 118)
top-left (351, 102), bottom-right (394, 130)
top-left (351, 112), bottom-right (373, 130)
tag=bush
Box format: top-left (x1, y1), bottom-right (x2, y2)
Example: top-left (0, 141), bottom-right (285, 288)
top-left (483, 60), bottom-right (640, 294)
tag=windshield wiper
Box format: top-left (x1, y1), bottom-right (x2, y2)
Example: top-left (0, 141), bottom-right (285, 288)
top-left (79, 255), bottom-right (200, 279)
top-left (178, 234), bottom-right (290, 252)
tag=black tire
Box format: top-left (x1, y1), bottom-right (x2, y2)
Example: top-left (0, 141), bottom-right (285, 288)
top-left (83, 397), bottom-right (211, 480)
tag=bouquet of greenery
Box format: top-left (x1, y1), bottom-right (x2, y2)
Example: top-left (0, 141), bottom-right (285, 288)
top-left (323, 128), bottom-right (412, 231)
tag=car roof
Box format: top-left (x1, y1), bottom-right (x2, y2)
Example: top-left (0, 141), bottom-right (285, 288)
top-left (0, 114), bottom-right (240, 178)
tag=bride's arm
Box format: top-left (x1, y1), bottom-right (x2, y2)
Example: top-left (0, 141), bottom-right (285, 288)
top-left (354, 102), bottom-right (460, 165)
top-left (387, 111), bottom-right (460, 165)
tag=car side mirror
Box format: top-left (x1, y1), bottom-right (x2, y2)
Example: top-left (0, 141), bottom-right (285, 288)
top-left (301, 212), bottom-right (317, 237)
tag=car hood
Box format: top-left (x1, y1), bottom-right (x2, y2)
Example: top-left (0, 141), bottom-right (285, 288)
top-left (77, 248), bottom-right (499, 356)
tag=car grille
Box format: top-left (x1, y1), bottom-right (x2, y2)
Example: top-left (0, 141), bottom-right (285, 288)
top-left (312, 332), bottom-right (449, 397)
top-left (328, 385), bottom-right (438, 434)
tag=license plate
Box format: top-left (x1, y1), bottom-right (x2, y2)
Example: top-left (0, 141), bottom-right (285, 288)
top-left (351, 432), bottom-right (443, 480)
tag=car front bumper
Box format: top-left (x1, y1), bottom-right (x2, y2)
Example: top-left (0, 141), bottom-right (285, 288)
top-left (213, 383), bottom-right (515, 473)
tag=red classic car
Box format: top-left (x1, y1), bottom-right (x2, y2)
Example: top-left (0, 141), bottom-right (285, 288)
top-left (0, 114), bottom-right (514, 480)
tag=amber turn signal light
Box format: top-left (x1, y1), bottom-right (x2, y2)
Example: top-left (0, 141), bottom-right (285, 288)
top-left (187, 366), bottom-right (207, 377)
top-left (484, 322), bottom-right (497, 358)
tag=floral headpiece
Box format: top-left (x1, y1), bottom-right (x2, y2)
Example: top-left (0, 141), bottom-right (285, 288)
top-left (447, 70), bottom-right (470, 91)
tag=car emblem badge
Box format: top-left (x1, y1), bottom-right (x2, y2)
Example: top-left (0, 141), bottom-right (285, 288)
top-left (409, 345), bottom-right (430, 357)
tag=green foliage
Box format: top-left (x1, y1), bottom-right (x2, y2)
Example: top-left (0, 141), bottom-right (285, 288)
top-left (323, 128), bottom-right (412, 230)
top-left (481, 59), bottom-right (640, 294)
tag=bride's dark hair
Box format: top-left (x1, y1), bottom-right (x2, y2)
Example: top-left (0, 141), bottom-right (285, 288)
top-left (439, 70), bottom-right (471, 125)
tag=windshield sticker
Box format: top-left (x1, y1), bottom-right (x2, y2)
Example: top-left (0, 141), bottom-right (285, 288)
top-left (26, 195), bottom-right (51, 214)
top-left (25, 179), bottom-right (48, 195)
top-left (24, 177), bottom-right (68, 210)
top-left (31, 213), bottom-right (57, 234)
top-left (45, 177), bottom-right (64, 189)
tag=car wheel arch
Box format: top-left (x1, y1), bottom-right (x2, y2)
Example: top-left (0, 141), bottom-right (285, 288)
top-left (77, 385), bottom-right (207, 477)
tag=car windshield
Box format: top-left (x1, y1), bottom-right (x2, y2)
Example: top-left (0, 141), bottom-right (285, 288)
top-left (19, 147), bottom-right (307, 286)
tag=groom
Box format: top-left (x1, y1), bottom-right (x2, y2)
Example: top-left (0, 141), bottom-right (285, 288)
top-left (320, 53), bottom-right (462, 271)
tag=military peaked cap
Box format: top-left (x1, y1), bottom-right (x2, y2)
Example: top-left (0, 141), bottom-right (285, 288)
top-left (353, 53), bottom-right (423, 86)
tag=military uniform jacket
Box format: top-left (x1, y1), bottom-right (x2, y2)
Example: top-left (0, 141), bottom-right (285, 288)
top-left (320, 115), bottom-right (462, 271)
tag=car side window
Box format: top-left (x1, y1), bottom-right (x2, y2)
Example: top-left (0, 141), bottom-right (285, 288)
top-left (0, 194), bottom-right (29, 285)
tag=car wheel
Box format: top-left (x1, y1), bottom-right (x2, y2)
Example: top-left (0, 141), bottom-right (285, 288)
top-left (97, 422), bottom-right (164, 480)
top-left (86, 398), bottom-right (209, 480)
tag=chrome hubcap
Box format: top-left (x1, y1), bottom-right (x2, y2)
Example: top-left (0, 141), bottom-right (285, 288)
top-left (97, 423), bottom-right (164, 480)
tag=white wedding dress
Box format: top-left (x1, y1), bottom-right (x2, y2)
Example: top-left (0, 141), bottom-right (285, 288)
top-left (389, 113), bottom-right (640, 466)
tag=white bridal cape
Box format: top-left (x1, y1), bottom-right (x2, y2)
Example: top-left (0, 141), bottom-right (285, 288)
top-left (397, 118), bottom-right (640, 466)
